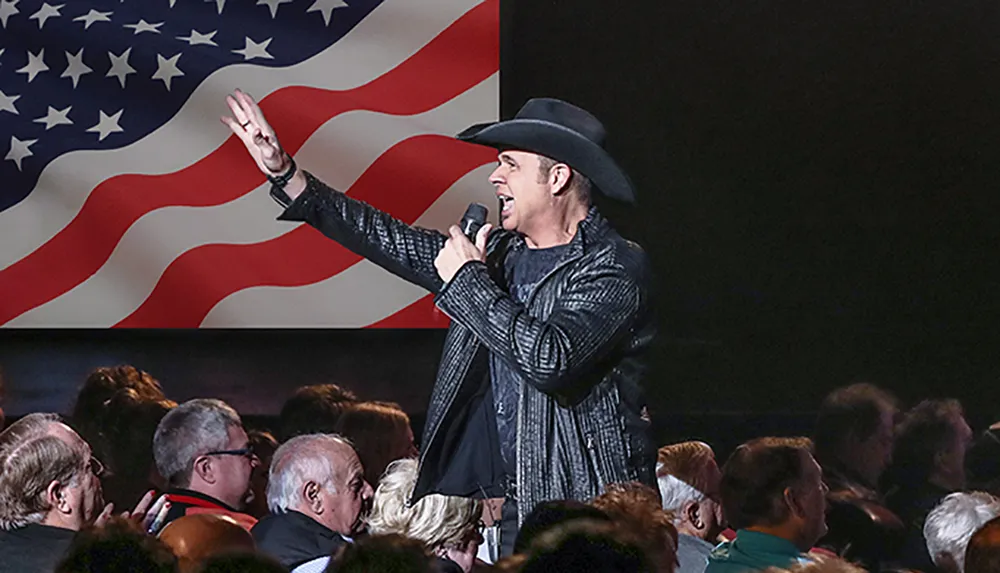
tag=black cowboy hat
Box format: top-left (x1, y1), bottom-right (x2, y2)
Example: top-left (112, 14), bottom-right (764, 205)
top-left (456, 98), bottom-right (636, 204)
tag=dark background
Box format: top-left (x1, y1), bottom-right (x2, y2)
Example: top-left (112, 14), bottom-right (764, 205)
top-left (3, 0), bottom-right (1000, 446)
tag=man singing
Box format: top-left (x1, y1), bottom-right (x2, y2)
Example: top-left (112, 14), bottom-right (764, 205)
top-left (223, 92), bottom-right (656, 554)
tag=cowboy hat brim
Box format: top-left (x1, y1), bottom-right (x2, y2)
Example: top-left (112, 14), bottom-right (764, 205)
top-left (456, 118), bottom-right (637, 204)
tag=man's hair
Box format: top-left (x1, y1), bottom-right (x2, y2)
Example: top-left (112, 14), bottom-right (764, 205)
top-left (0, 413), bottom-right (89, 530)
top-left (537, 155), bottom-right (593, 203)
top-left (198, 553), bottom-right (286, 573)
top-left (657, 441), bottom-right (715, 512)
top-left (924, 492), bottom-right (1000, 573)
top-left (266, 433), bottom-right (350, 513)
top-left (814, 383), bottom-right (897, 463)
top-left (514, 500), bottom-right (611, 555)
top-left (366, 458), bottom-right (482, 550)
top-left (591, 482), bottom-right (678, 573)
top-left (720, 437), bottom-right (815, 530)
top-left (278, 383), bottom-right (358, 443)
top-left (964, 515), bottom-right (1000, 573)
top-left (884, 399), bottom-right (965, 489)
top-left (153, 399), bottom-right (242, 488)
top-left (521, 519), bottom-right (656, 573)
top-left (331, 533), bottom-right (433, 573)
top-left (55, 517), bottom-right (177, 573)
top-left (334, 401), bottom-right (413, 487)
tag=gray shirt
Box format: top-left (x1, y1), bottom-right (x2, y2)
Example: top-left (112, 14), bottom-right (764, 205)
top-left (678, 533), bottom-right (717, 573)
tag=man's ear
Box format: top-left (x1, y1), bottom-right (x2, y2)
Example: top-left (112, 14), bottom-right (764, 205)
top-left (547, 163), bottom-right (573, 196)
top-left (46, 480), bottom-right (71, 515)
top-left (192, 456), bottom-right (215, 484)
top-left (783, 486), bottom-right (804, 518)
top-left (304, 481), bottom-right (323, 514)
top-left (685, 500), bottom-right (704, 530)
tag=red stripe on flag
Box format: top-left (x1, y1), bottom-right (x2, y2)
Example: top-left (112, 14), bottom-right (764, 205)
top-left (114, 135), bottom-right (495, 328)
top-left (367, 294), bottom-right (450, 328)
top-left (0, 0), bottom-right (499, 326)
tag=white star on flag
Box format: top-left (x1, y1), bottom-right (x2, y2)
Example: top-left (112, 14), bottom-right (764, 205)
top-left (33, 105), bottom-right (73, 130)
top-left (0, 0), bottom-right (18, 28)
top-left (207, 0), bottom-right (226, 15)
top-left (16, 49), bottom-right (48, 83)
top-left (73, 9), bottom-right (112, 29)
top-left (5, 135), bottom-right (37, 170)
top-left (86, 110), bottom-right (124, 141)
top-left (257, 0), bottom-right (293, 18)
top-left (0, 90), bottom-right (20, 114)
top-left (61, 49), bottom-right (93, 88)
top-left (152, 53), bottom-right (184, 90)
top-left (307, 0), bottom-right (347, 26)
top-left (124, 19), bottom-right (163, 34)
top-left (106, 48), bottom-right (136, 88)
top-left (28, 2), bottom-right (62, 29)
top-left (232, 37), bottom-right (274, 61)
top-left (177, 29), bottom-right (218, 47)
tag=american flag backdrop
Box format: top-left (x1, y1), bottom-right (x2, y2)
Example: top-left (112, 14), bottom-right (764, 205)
top-left (0, 0), bottom-right (499, 327)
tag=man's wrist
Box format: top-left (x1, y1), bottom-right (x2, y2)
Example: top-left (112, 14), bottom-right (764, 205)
top-left (266, 155), bottom-right (297, 188)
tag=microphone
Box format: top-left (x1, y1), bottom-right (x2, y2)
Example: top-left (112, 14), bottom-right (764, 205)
top-left (459, 203), bottom-right (488, 241)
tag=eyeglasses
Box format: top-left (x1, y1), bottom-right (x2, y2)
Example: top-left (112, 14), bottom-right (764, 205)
top-left (88, 457), bottom-right (105, 478)
top-left (203, 446), bottom-right (256, 460)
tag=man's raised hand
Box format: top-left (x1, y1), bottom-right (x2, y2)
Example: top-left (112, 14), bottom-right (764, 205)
top-left (221, 89), bottom-right (290, 176)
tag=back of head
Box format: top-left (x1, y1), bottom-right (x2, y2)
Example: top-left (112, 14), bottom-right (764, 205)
top-left (720, 437), bottom-right (813, 530)
top-left (514, 500), bottom-right (610, 555)
top-left (965, 516), bottom-right (1000, 573)
top-left (0, 413), bottom-right (88, 530)
top-left (154, 399), bottom-right (242, 488)
top-left (334, 401), bottom-right (415, 487)
top-left (884, 399), bottom-right (965, 490)
top-left (367, 458), bottom-right (482, 550)
top-left (266, 433), bottom-right (348, 514)
top-left (331, 533), bottom-right (433, 573)
top-left (197, 553), bottom-right (286, 573)
top-left (657, 441), bottom-right (716, 511)
top-left (72, 366), bottom-right (167, 457)
top-left (520, 519), bottom-right (655, 573)
top-left (592, 482), bottom-right (678, 573)
top-left (56, 516), bottom-right (177, 573)
top-left (278, 384), bottom-right (358, 443)
top-left (925, 492), bottom-right (1000, 573)
top-left (814, 383), bottom-right (897, 465)
top-left (158, 513), bottom-right (255, 573)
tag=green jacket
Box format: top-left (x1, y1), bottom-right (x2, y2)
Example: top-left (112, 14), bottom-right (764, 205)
top-left (706, 530), bottom-right (810, 573)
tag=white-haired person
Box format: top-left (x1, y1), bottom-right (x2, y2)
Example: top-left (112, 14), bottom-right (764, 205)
top-left (923, 491), bottom-right (1000, 573)
top-left (251, 434), bottom-right (373, 573)
top-left (657, 441), bottom-right (727, 573)
top-left (367, 458), bottom-right (484, 573)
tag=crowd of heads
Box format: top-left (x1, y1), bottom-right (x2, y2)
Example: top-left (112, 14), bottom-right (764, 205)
top-left (1, 368), bottom-right (1000, 573)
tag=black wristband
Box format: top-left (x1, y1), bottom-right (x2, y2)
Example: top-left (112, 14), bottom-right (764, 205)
top-left (266, 156), bottom-right (297, 188)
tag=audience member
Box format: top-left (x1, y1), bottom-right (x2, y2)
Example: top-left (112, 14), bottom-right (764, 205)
top-left (367, 458), bottom-right (483, 573)
top-left (330, 533), bottom-right (435, 573)
top-left (55, 516), bottom-right (177, 573)
top-left (967, 424), bottom-right (1000, 497)
top-left (247, 430), bottom-right (280, 519)
top-left (513, 499), bottom-right (611, 555)
top-left (657, 441), bottom-right (727, 573)
top-left (965, 515), bottom-right (1000, 573)
top-left (706, 437), bottom-right (828, 573)
top-left (883, 399), bottom-right (973, 572)
top-left (0, 413), bottom-right (106, 573)
top-left (154, 399), bottom-right (259, 530)
top-left (592, 481), bottom-right (679, 573)
top-left (198, 553), bottom-right (288, 573)
top-left (278, 384), bottom-right (358, 443)
top-left (158, 514), bottom-right (256, 573)
top-left (101, 393), bottom-right (177, 510)
top-left (924, 492), bottom-right (1000, 573)
top-left (334, 401), bottom-right (419, 488)
top-left (252, 434), bottom-right (373, 571)
top-left (759, 555), bottom-right (866, 573)
top-left (519, 518), bottom-right (656, 573)
top-left (813, 383), bottom-right (901, 568)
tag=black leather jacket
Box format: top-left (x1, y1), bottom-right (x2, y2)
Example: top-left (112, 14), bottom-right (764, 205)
top-left (274, 172), bottom-right (657, 523)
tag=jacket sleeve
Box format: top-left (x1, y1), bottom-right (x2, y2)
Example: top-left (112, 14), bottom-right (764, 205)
top-left (433, 255), bottom-right (644, 395)
top-left (272, 171), bottom-right (447, 293)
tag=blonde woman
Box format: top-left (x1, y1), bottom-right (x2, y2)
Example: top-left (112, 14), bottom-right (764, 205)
top-left (367, 459), bottom-right (483, 573)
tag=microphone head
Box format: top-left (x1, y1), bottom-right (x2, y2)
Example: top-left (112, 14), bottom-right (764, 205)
top-left (460, 203), bottom-right (489, 239)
